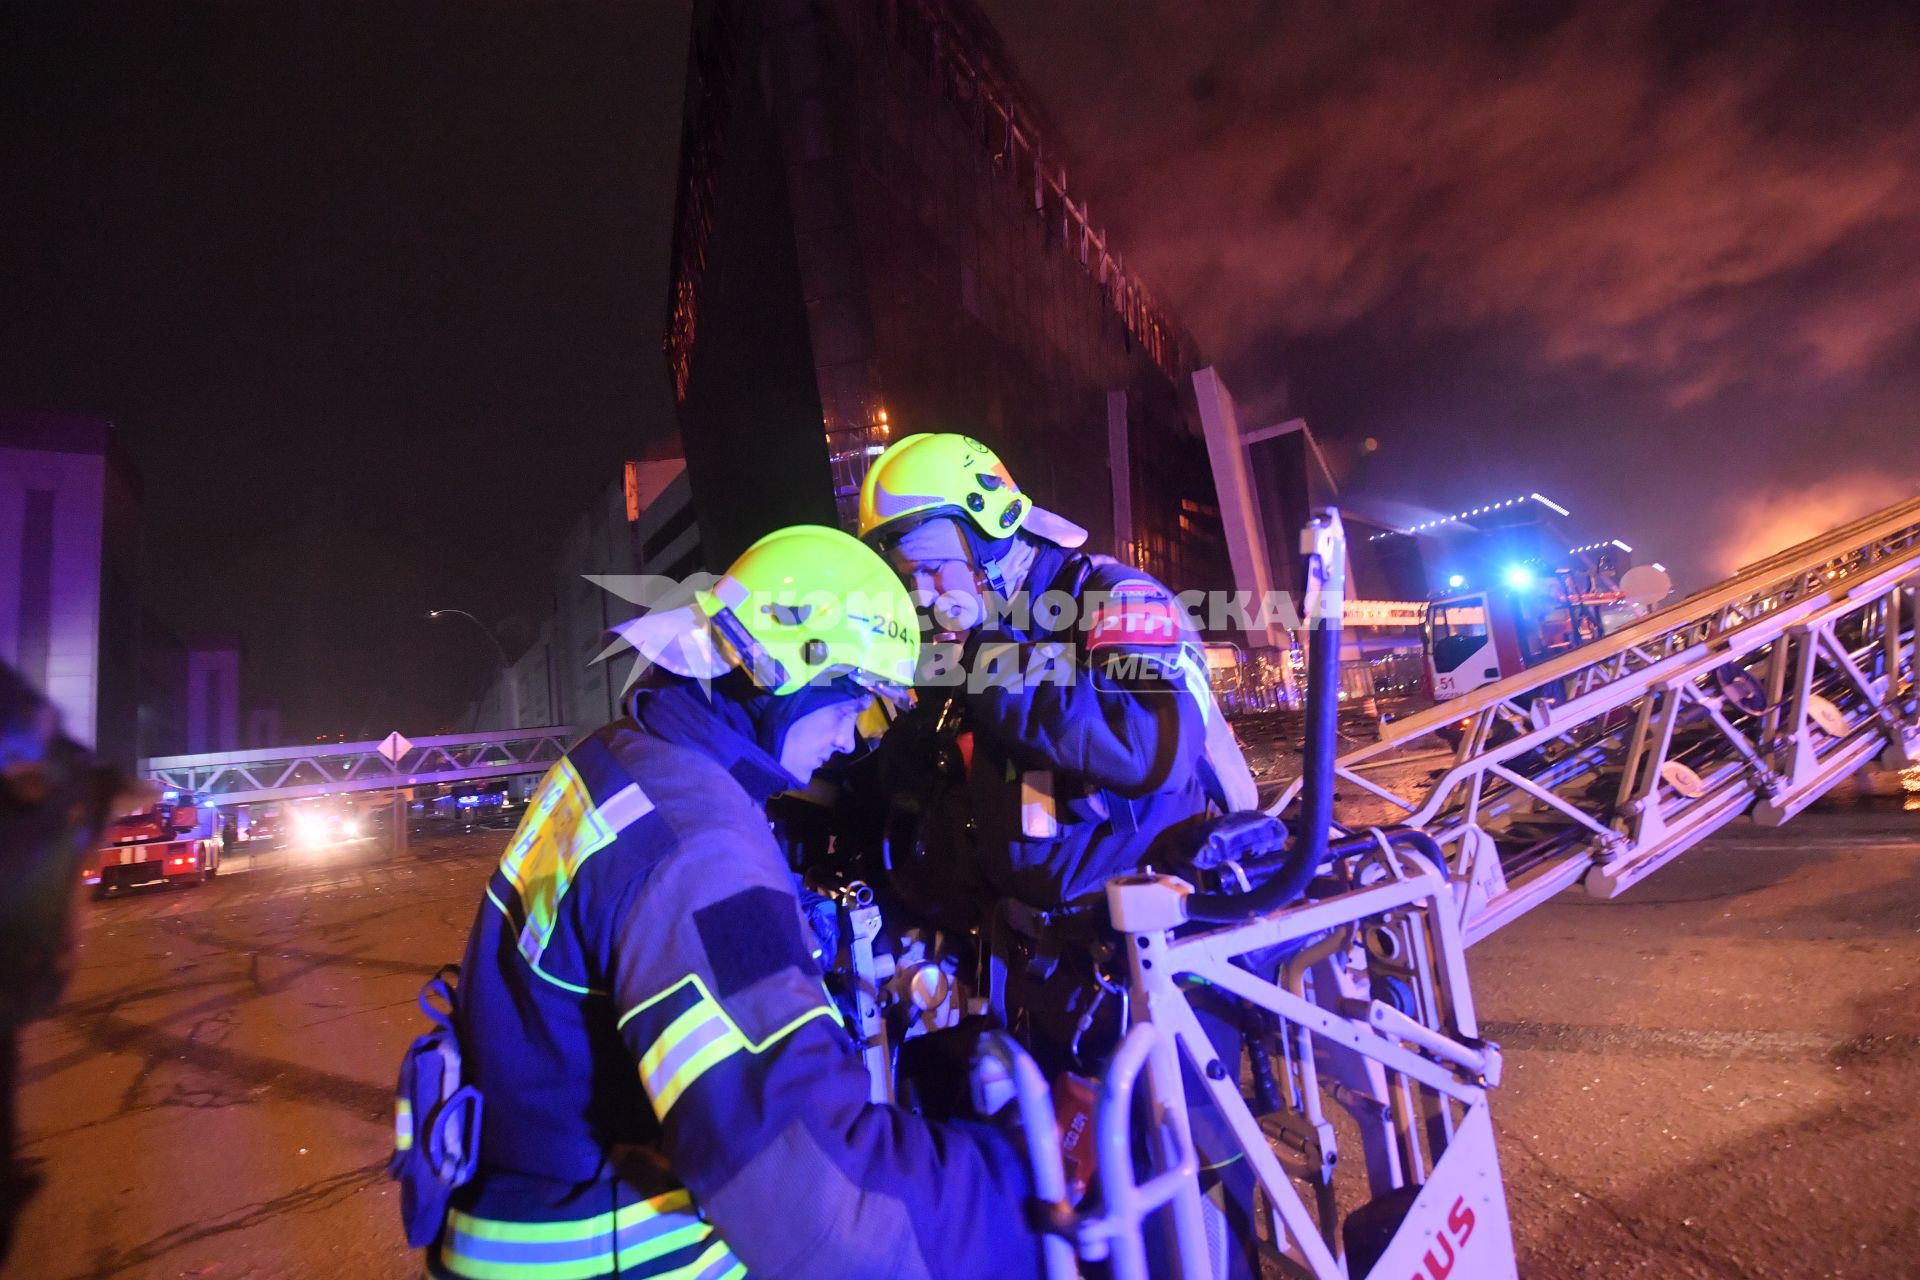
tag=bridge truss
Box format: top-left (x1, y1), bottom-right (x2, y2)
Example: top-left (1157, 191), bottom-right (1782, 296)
top-left (142, 726), bottom-right (579, 806)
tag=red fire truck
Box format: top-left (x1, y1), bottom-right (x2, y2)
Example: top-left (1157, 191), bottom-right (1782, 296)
top-left (84, 790), bottom-right (223, 897)
top-left (1422, 566), bottom-right (1629, 703)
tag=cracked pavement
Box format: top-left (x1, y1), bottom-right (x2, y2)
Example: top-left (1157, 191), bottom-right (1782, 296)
top-left (13, 830), bottom-right (509, 1280)
top-left (12, 803), bottom-right (1918, 1278)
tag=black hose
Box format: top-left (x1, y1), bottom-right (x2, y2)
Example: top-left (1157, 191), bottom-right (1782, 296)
top-left (1186, 543), bottom-right (1343, 923)
top-left (1185, 822), bottom-right (1447, 923)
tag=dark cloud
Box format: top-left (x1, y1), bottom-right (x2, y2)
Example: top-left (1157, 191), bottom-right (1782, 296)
top-left (6, 1), bottom-right (1917, 741)
top-left (981, 0), bottom-right (1920, 581)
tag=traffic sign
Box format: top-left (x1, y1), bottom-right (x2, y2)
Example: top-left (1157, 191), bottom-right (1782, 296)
top-left (377, 731), bottom-right (413, 765)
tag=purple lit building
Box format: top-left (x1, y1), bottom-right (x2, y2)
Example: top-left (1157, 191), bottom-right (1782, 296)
top-left (0, 411), bottom-right (142, 765)
top-left (2, 410), bottom-right (265, 763)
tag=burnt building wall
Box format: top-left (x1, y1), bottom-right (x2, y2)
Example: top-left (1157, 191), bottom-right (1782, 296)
top-left (665, 0), bottom-right (1231, 593)
top-left (669, 1), bottom-right (839, 569)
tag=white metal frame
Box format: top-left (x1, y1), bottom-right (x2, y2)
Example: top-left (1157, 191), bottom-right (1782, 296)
top-left (970, 500), bottom-right (1919, 1279)
top-left (995, 836), bottom-right (1516, 1279)
top-left (1275, 497), bottom-right (1920, 943)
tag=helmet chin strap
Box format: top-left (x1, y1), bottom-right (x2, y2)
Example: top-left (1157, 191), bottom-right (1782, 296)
top-left (978, 555), bottom-right (1010, 596)
top-left (963, 525), bottom-right (1035, 600)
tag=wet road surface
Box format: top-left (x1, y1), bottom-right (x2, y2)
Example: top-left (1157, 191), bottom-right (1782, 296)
top-left (12, 805), bottom-right (1917, 1278)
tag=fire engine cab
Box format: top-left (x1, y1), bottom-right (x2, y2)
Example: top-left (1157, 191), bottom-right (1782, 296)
top-left (85, 790), bottom-right (222, 897)
top-left (1423, 564), bottom-right (1631, 702)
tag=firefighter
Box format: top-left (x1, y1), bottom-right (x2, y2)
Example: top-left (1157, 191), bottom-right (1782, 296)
top-left (859, 433), bottom-right (1263, 1278)
top-left (413, 526), bottom-right (1045, 1280)
top-left (857, 431), bottom-right (1255, 913)
top-left (0, 662), bottom-right (141, 1262)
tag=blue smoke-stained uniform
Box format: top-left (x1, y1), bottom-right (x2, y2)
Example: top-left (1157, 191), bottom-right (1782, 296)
top-left (948, 543), bottom-right (1261, 1278)
top-left (952, 541), bottom-right (1221, 908)
top-left (429, 681), bottom-right (1043, 1280)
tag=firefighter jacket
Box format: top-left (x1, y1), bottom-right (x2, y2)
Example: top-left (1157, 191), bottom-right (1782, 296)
top-left (946, 542), bottom-right (1225, 908)
top-left (430, 679), bottom-right (1044, 1280)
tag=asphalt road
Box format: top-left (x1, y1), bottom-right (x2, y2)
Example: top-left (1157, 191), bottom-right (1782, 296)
top-left (12, 833), bottom-right (495, 1280)
top-left (1471, 801), bottom-right (1920, 1278)
top-left (11, 803), bottom-right (1918, 1279)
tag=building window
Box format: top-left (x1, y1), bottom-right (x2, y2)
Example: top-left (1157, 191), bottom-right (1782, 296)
top-left (200, 666), bottom-right (223, 754)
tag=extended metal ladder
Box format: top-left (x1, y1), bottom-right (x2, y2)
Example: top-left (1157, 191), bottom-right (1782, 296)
top-left (1277, 496), bottom-right (1920, 942)
top-left (980, 510), bottom-right (1522, 1280)
top-left (982, 499), bottom-right (1918, 1279)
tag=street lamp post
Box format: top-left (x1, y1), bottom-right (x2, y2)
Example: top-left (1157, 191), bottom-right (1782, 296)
top-left (429, 608), bottom-right (521, 729)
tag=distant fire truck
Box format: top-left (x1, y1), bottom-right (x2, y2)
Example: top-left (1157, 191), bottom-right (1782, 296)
top-left (1422, 565), bottom-right (1633, 702)
top-left (85, 790), bottom-right (223, 897)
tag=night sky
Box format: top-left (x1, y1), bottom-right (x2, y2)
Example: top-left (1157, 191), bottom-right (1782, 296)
top-left (983, 0), bottom-right (1920, 574)
top-left (2, 1), bottom-right (691, 736)
top-left (5, 1), bottom-right (1919, 736)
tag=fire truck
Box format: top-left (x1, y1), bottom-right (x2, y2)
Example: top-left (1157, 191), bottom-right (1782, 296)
top-left (1422, 564), bottom-right (1634, 703)
top-left (84, 790), bottom-right (223, 897)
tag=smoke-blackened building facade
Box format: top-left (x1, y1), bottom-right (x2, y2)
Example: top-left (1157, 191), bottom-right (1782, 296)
top-left (664, 0), bottom-right (1231, 595)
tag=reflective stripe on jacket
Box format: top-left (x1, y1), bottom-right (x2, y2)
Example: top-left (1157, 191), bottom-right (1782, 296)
top-left (435, 678), bottom-right (1042, 1280)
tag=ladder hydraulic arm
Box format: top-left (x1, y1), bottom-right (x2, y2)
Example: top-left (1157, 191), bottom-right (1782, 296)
top-left (1276, 495), bottom-right (1920, 942)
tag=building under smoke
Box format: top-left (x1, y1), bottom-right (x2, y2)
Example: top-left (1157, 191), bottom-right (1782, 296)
top-left (663, 0), bottom-right (1231, 595)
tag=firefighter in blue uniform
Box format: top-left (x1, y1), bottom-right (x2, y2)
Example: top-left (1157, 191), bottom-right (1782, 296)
top-left (857, 432), bottom-right (1255, 913)
top-left (858, 434), bottom-right (1262, 1278)
top-left (417, 525), bottom-right (1045, 1280)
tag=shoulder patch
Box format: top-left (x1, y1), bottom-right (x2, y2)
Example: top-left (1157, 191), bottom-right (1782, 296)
top-left (1086, 580), bottom-right (1182, 651)
top-left (494, 756), bottom-right (656, 989)
top-left (695, 886), bottom-right (812, 998)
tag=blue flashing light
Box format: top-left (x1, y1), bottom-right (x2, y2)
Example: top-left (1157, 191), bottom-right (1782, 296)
top-left (1502, 564), bottom-right (1535, 591)
top-left (1447, 573), bottom-right (1466, 589)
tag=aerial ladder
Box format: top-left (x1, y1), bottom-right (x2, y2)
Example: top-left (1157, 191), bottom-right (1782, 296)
top-left (1272, 494), bottom-right (1920, 942)
top-left (965, 496), bottom-right (1919, 1279)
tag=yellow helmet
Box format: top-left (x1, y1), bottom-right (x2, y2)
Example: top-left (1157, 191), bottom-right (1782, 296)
top-left (702, 525), bottom-right (918, 698)
top-left (857, 432), bottom-right (1087, 550)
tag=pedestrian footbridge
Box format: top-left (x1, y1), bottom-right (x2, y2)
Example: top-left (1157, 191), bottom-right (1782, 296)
top-left (142, 726), bottom-right (579, 806)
